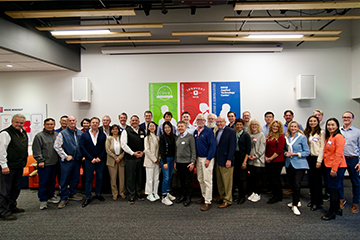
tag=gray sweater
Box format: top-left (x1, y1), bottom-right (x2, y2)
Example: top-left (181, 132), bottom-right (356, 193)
top-left (32, 129), bottom-right (59, 166)
top-left (175, 133), bottom-right (196, 164)
top-left (248, 132), bottom-right (266, 167)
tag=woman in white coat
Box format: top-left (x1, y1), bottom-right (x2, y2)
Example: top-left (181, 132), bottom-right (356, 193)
top-left (143, 121), bottom-right (161, 202)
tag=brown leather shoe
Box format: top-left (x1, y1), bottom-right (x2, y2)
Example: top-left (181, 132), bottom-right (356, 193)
top-left (196, 198), bottom-right (205, 204)
top-left (283, 189), bottom-right (293, 195)
top-left (213, 198), bottom-right (223, 203)
top-left (201, 203), bottom-right (211, 211)
top-left (340, 199), bottom-right (346, 209)
top-left (351, 203), bottom-right (359, 213)
top-left (218, 202), bottom-right (231, 208)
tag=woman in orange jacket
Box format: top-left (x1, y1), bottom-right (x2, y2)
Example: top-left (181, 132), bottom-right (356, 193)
top-left (322, 118), bottom-right (347, 220)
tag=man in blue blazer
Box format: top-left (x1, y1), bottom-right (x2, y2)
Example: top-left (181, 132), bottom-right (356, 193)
top-left (213, 116), bottom-right (236, 208)
top-left (79, 117), bottom-right (107, 208)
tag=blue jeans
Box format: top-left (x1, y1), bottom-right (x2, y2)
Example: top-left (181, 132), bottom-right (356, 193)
top-left (59, 160), bottom-right (81, 201)
top-left (38, 165), bottom-right (57, 202)
top-left (84, 159), bottom-right (105, 199)
top-left (339, 157), bottom-right (360, 204)
top-left (161, 157), bottom-right (174, 195)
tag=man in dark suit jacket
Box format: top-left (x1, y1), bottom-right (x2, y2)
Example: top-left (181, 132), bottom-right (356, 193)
top-left (79, 117), bottom-right (107, 208)
top-left (139, 110), bottom-right (157, 135)
top-left (214, 116), bottom-right (236, 208)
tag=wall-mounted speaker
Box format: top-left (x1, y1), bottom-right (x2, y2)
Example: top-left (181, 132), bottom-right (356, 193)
top-left (296, 75), bottom-right (316, 100)
top-left (72, 77), bottom-right (92, 103)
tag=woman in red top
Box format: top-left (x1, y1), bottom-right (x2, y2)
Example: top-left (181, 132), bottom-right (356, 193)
top-left (265, 120), bottom-right (285, 204)
top-left (321, 118), bottom-right (347, 220)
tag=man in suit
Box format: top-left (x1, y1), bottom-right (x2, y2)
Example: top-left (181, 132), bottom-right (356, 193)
top-left (213, 116), bottom-right (236, 208)
top-left (99, 115), bottom-right (111, 137)
top-left (139, 110), bottom-right (157, 135)
top-left (118, 112), bottom-right (128, 133)
top-left (79, 117), bottom-right (107, 208)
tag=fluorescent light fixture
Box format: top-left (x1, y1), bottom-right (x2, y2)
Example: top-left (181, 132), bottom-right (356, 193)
top-left (101, 44), bottom-right (283, 55)
top-left (51, 30), bottom-right (110, 36)
top-left (6, 64), bottom-right (13, 67)
top-left (248, 34), bottom-right (304, 38)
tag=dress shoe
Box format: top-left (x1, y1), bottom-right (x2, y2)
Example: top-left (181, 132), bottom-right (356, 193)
top-left (11, 207), bottom-right (25, 213)
top-left (201, 203), bottom-right (211, 211)
top-left (237, 197), bottom-right (245, 204)
top-left (351, 203), bottom-right (359, 213)
top-left (340, 199), bottom-right (346, 209)
top-left (95, 195), bottom-right (105, 201)
top-left (128, 198), bottom-right (135, 204)
top-left (218, 202), bottom-right (231, 208)
top-left (336, 209), bottom-right (343, 216)
top-left (1, 214), bottom-right (17, 221)
top-left (196, 198), bottom-right (205, 204)
top-left (283, 189), bottom-right (293, 194)
top-left (82, 199), bottom-right (91, 208)
top-left (213, 198), bottom-right (223, 203)
top-left (183, 198), bottom-right (191, 207)
top-left (310, 205), bottom-right (323, 211)
top-left (176, 196), bottom-right (186, 203)
top-left (112, 196), bottom-right (118, 201)
top-left (321, 214), bottom-right (336, 220)
top-left (120, 194), bottom-right (127, 199)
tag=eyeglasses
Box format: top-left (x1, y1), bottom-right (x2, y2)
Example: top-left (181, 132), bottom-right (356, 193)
top-left (342, 116), bottom-right (352, 119)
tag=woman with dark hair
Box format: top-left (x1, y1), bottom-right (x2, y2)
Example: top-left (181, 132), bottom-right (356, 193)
top-left (304, 115), bottom-right (325, 211)
top-left (321, 118), bottom-right (347, 220)
top-left (105, 125), bottom-right (125, 200)
top-left (284, 121), bottom-right (310, 216)
top-left (233, 118), bottom-right (251, 204)
top-left (159, 121), bottom-right (177, 205)
top-left (143, 121), bottom-right (160, 202)
top-left (265, 120), bottom-right (285, 204)
top-left (80, 118), bottom-right (91, 133)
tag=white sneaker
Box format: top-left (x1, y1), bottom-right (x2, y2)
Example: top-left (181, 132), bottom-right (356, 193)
top-left (250, 193), bottom-right (261, 203)
top-left (292, 206), bottom-right (301, 215)
top-left (147, 194), bottom-right (156, 202)
top-left (287, 201), bottom-right (301, 208)
top-left (167, 193), bottom-right (176, 201)
top-left (161, 196), bottom-right (173, 206)
top-left (153, 194), bottom-right (160, 200)
top-left (40, 201), bottom-right (48, 210)
top-left (47, 196), bottom-right (60, 204)
top-left (247, 192), bottom-right (255, 201)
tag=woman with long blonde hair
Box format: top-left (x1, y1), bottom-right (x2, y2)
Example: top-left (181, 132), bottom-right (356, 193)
top-left (284, 121), bottom-right (310, 216)
top-left (265, 120), bottom-right (285, 204)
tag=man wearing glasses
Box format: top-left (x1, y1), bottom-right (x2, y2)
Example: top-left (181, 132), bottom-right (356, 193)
top-left (340, 111), bottom-right (360, 213)
top-left (193, 114), bottom-right (216, 211)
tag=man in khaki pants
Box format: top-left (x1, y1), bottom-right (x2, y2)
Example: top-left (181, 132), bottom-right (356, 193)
top-left (194, 114), bottom-right (217, 211)
top-left (213, 116), bottom-right (236, 208)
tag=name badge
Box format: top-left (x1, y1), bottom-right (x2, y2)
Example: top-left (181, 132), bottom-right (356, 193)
top-left (181, 141), bottom-right (186, 145)
top-left (312, 138), bottom-right (319, 142)
top-left (140, 135), bottom-right (145, 138)
top-left (327, 140), bottom-right (332, 145)
top-left (253, 138), bottom-right (258, 142)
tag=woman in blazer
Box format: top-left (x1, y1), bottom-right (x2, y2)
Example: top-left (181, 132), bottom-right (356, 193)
top-left (105, 125), bottom-right (125, 200)
top-left (321, 118), bottom-right (347, 220)
top-left (284, 121), bottom-right (310, 216)
top-left (143, 121), bottom-right (161, 202)
top-left (265, 120), bottom-right (285, 204)
top-left (304, 115), bottom-right (325, 211)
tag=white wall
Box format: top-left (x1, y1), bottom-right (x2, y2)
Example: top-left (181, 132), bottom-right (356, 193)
top-left (1, 23), bottom-right (359, 129)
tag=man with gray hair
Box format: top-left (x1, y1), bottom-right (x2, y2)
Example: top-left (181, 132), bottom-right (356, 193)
top-left (207, 113), bottom-right (218, 135)
top-left (0, 114), bottom-right (28, 220)
top-left (194, 114), bottom-right (216, 211)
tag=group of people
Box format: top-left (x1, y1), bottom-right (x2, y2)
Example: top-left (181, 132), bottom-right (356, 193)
top-left (0, 108), bottom-right (359, 222)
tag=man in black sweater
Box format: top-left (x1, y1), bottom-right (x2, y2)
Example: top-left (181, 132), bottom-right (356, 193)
top-left (0, 114), bottom-right (28, 221)
top-left (79, 117), bottom-right (107, 208)
top-left (121, 115), bottom-right (146, 204)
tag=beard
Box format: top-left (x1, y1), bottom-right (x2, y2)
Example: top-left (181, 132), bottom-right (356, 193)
top-left (207, 122), bottom-right (216, 128)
